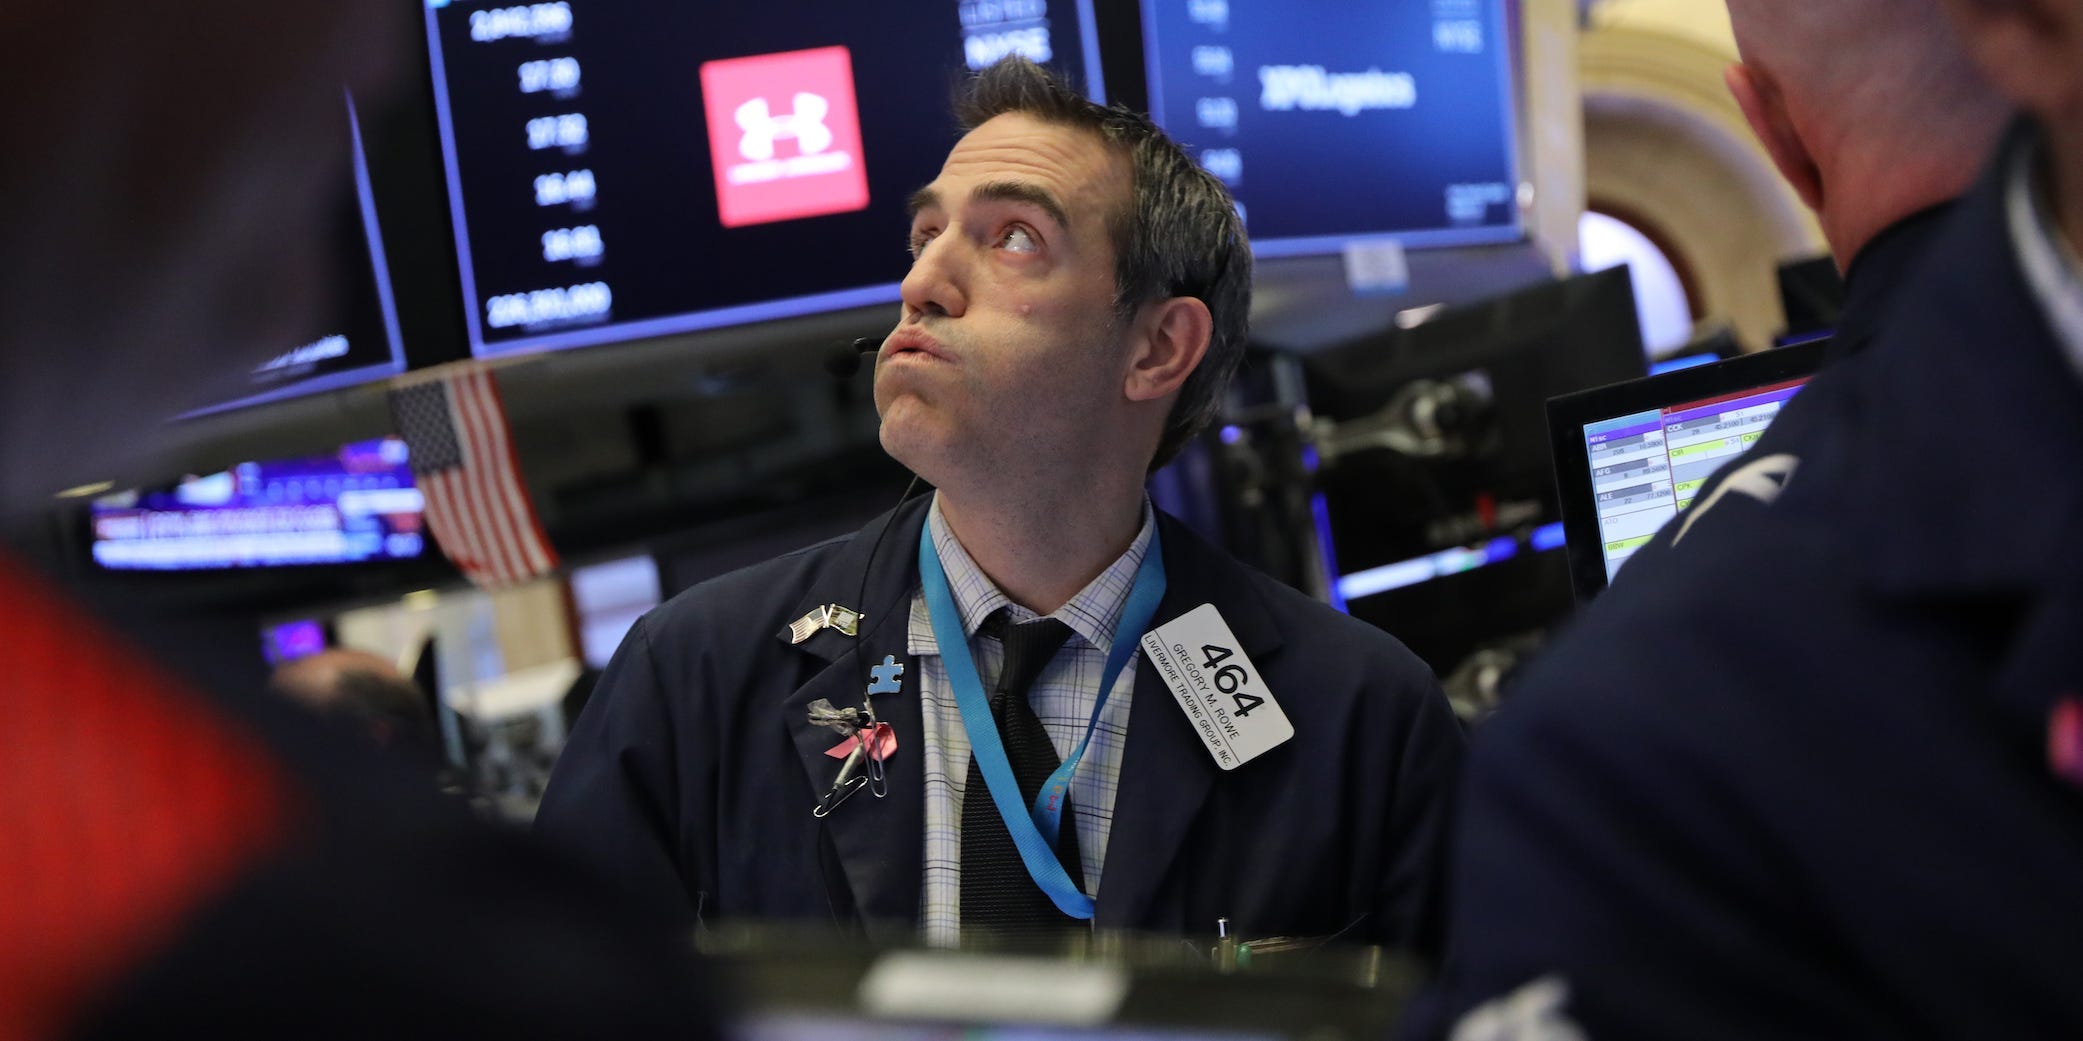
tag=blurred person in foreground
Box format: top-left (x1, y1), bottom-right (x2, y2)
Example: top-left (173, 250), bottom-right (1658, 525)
top-left (0, 6), bottom-right (709, 1037)
top-left (1407, 1), bottom-right (2083, 1037)
top-left (1553, 0), bottom-right (2010, 597)
top-left (539, 58), bottom-right (1464, 953)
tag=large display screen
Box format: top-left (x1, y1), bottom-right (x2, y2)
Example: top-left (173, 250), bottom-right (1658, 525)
top-left (91, 438), bottom-right (427, 572)
top-left (1140, 0), bottom-right (1520, 255)
top-left (424, 1), bottom-right (1103, 359)
top-left (187, 94), bottom-right (410, 416)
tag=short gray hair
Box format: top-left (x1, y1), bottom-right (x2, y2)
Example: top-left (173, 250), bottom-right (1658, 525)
top-left (955, 58), bottom-right (1252, 469)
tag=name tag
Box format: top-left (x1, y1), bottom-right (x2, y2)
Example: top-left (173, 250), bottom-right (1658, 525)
top-left (1140, 604), bottom-right (1294, 770)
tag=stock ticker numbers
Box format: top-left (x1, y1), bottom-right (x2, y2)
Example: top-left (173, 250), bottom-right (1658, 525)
top-left (428, 0), bottom-right (1101, 356)
top-left (958, 0), bottom-right (1059, 71)
top-left (467, 3), bottom-right (574, 43)
top-left (449, 1), bottom-right (616, 340)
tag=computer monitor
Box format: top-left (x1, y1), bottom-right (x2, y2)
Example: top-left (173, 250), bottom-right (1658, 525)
top-left (1546, 338), bottom-right (1829, 602)
top-left (1777, 255), bottom-right (1844, 341)
top-left (1138, 0), bottom-right (1521, 256)
top-left (1303, 268), bottom-right (1646, 672)
top-left (715, 944), bottom-right (1415, 1041)
top-left (568, 553), bottom-right (663, 670)
top-left (422, 1), bottom-right (1105, 359)
top-left (182, 92), bottom-right (413, 417)
top-left (262, 619), bottom-right (330, 665)
top-left (90, 437), bottom-right (427, 572)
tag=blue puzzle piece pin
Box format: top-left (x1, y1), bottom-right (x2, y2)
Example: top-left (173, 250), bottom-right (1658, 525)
top-left (868, 655), bottom-right (905, 696)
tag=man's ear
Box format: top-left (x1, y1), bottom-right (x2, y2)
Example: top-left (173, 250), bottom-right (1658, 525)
top-left (1124, 296), bottom-right (1213, 403)
top-left (1726, 62), bottom-right (1824, 212)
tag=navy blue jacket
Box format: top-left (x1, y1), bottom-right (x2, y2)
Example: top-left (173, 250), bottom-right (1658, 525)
top-left (1410, 133), bottom-right (2083, 1037)
top-left (537, 497), bottom-right (1464, 949)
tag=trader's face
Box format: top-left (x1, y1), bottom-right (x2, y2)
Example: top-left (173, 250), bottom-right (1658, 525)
top-left (876, 113), bottom-right (1134, 488)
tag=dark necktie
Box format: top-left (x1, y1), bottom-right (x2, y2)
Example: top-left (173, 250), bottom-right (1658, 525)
top-left (960, 612), bottom-right (1087, 944)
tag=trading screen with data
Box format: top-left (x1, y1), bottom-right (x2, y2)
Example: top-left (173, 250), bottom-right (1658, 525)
top-left (1580, 377), bottom-right (1808, 580)
top-left (424, 1), bottom-right (1102, 358)
top-left (91, 439), bottom-right (427, 572)
top-left (1139, 0), bottom-right (1519, 254)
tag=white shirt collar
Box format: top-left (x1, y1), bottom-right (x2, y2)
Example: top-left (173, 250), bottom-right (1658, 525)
top-left (909, 493), bottom-right (1157, 655)
top-left (2004, 125), bottom-right (2083, 385)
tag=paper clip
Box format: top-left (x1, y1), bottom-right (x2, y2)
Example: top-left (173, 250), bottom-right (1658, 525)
top-left (863, 701), bottom-right (889, 799)
top-left (814, 743), bottom-right (870, 818)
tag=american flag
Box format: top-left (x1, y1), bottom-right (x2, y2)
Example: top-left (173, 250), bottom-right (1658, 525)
top-left (386, 364), bottom-right (558, 588)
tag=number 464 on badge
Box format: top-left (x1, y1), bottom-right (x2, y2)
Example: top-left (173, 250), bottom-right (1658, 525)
top-left (1141, 604), bottom-right (1294, 770)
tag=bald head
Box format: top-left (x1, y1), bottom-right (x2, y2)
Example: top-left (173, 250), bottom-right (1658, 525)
top-left (272, 648), bottom-right (404, 709)
top-left (271, 648), bottom-right (432, 750)
top-left (1724, 0), bottom-right (2009, 266)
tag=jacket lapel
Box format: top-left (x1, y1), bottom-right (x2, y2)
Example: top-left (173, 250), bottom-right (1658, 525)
top-left (1097, 513), bottom-right (1285, 930)
top-left (773, 495), bottom-right (931, 940)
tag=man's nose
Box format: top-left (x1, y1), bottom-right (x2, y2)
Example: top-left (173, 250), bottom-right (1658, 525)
top-left (898, 233), bottom-right (967, 319)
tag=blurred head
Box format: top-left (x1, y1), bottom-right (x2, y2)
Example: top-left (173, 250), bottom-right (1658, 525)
top-left (271, 648), bottom-right (433, 752)
top-left (0, 4), bottom-right (399, 519)
top-left (876, 58), bottom-right (1250, 493)
top-left (1938, 0), bottom-right (2083, 241)
top-left (1724, 0), bottom-right (2009, 267)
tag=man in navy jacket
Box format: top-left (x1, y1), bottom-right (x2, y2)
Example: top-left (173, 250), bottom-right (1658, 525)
top-left (1412, 0), bottom-right (2083, 1035)
top-left (538, 59), bottom-right (1463, 952)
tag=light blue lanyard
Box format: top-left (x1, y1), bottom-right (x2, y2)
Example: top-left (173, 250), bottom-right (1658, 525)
top-left (918, 520), bottom-right (1167, 920)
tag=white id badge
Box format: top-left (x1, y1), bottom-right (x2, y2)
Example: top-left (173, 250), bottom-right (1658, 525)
top-left (1140, 604), bottom-right (1294, 770)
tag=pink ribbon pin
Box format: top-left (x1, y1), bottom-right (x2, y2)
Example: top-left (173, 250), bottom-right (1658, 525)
top-left (826, 722), bottom-right (896, 761)
top-left (2050, 696), bottom-right (2083, 789)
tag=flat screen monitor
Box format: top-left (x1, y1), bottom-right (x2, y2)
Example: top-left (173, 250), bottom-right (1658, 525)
top-left (184, 94), bottom-right (410, 417)
top-left (569, 553), bottom-right (663, 669)
top-left (1139, 0), bottom-right (1520, 256)
top-left (1546, 339), bottom-right (1829, 601)
top-left (90, 438), bottom-right (428, 572)
top-left (423, 1), bottom-right (1105, 359)
top-left (262, 619), bottom-right (331, 665)
top-left (1305, 268), bottom-right (1646, 672)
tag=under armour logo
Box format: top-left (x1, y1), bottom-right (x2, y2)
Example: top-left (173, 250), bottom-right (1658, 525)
top-left (701, 46), bottom-right (869, 227)
top-left (1672, 453), bottom-right (1799, 546)
top-left (735, 93), bottom-right (832, 161)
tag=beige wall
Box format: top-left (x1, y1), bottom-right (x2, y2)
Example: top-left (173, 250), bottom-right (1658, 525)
top-left (1578, 0), bottom-right (1827, 350)
top-left (1592, 0), bottom-right (1736, 53)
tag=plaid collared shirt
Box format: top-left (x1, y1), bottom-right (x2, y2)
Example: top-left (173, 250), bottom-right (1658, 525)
top-left (910, 494), bottom-right (1155, 948)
